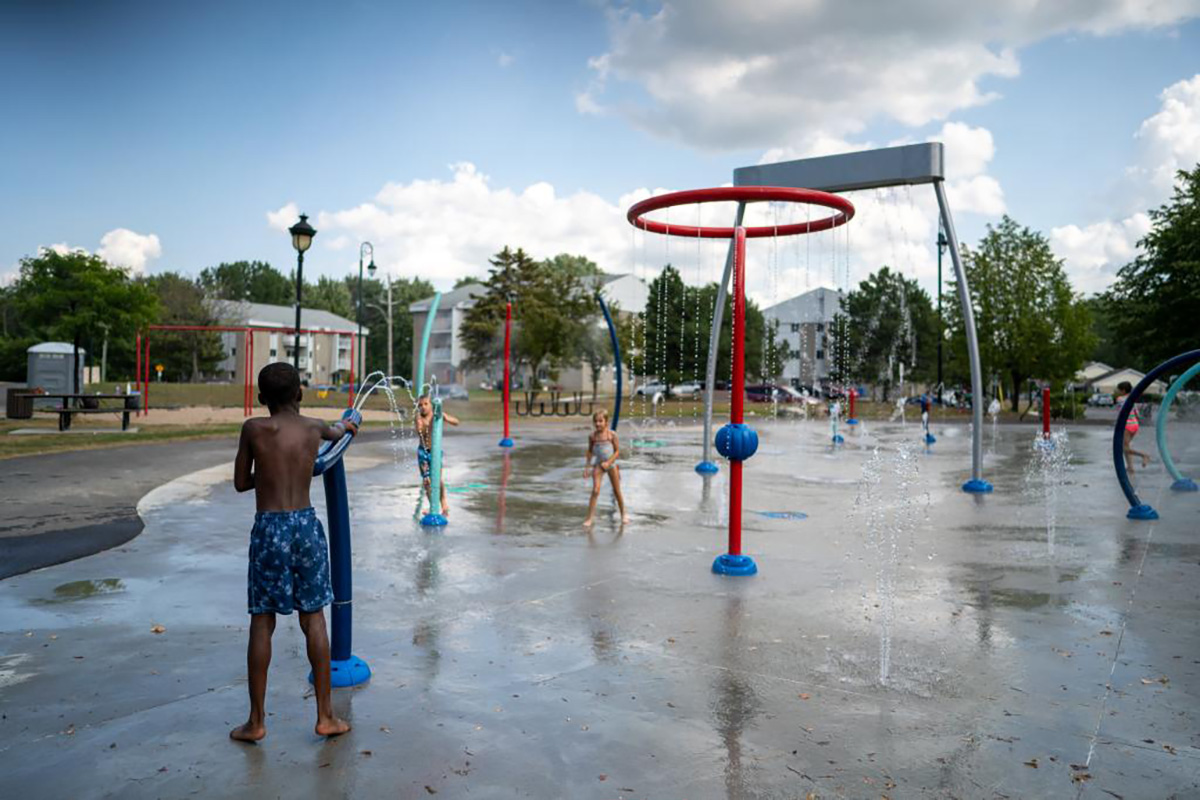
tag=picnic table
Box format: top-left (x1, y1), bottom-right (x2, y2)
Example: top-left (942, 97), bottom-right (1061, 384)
top-left (35, 393), bottom-right (140, 431)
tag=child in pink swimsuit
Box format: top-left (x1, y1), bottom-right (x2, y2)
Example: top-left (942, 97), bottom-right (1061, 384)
top-left (1116, 381), bottom-right (1150, 474)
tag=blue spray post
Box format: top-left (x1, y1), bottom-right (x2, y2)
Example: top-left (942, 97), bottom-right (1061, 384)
top-left (1114, 349), bottom-right (1200, 520)
top-left (420, 398), bottom-right (448, 527)
top-left (597, 293), bottom-right (622, 431)
top-left (415, 292), bottom-right (443, 394)
top-left (311, 407), bottom-right (370, 687)
top-left (922, 394), bottom-right (936, 445)
top-left (1158, 361), bottom-right (1200, 492)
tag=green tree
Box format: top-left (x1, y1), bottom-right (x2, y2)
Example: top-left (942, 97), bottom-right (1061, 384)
top-left (461, 247), bottom-right (594, 388)
top-left (944, 216), bottom-right (1095, 411)
top-left (14, 249), bottom-right (158, 393)
top-left (842, 267), bottom-right (938, 399)
top-left (143, 272), bottom-right (225, 382)
top-left (1104, 164), bottom-right (1200, 367)
top-left (1082, 295), bottom-right (1135, 368)
top-left (307, 276), bottom-right (353, 319)
top-left (198, 260), bottom-right (294, 304)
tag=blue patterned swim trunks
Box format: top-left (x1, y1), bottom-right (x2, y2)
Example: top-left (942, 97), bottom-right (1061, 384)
top-left (247, 507), bottom-right (333, 615)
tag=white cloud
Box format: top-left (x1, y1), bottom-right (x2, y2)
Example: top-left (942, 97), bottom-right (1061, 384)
top-left (497, 51), bottom-right (515, 68)
top-left (1053, 72), bottom-right (1200, 293)
top-left (311, 162), bottom-right (651, 290)
top-left (1129, 73), bottom-right (1200, 201)
top-left (584, 1), bottom-right (1197, 151)
top-left (267, 202), bottom-right (301, 232)
top-left (96, 228), bottom-right (161, 274)
top-left (42, 243), bottom-right (89, 257)
top-left (1050, 213), bottom-right (1151, 295)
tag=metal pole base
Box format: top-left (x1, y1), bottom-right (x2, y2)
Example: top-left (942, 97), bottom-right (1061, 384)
top-left (832, 434), bottom-right (845, 444)
top-left (695, 461), bottom-right (719, 475)
top-left (924, 433), bottom-right (937, 445)
top-left (1035, 437), bottom-right (1055, 450)
top-left (1170, 478), bottom-right (1198, 492)
top-left (420, 513), bottom-right (448, 528)
top-left (846, 419), bottom-right (859, 425)
top-left (962, 478), bottom-right (994, 494)
top-left (712, 553), bottom-right (757, 576)
top-left (1126, 504), bottom-right (1159, 520)
top-left (498, 438), bottom-right (514, 448)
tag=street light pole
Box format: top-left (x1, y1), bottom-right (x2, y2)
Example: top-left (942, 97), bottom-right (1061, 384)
top-left (357, 242), bottom-right (375, 383)
top-left (289, 214), bottom-right (317, 374)
top-left (937, 226), bottom-right (947, 405)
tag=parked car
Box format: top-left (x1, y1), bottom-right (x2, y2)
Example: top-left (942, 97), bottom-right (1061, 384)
top-left (745, 383), bottom-right (800, 403)
top-left (1088, 392), bottom-right (1115, 407)
top-left (634, 382), bottom-right (668, 397)
top-left (433, 383), bottom-right (470, 401)
top-left (669, 382), bottom-right (702, 398)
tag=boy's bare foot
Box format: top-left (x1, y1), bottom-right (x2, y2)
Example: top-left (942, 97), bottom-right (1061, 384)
top-left (582, 518), bottom-right (594, 528)
top-left (230, 721), bottom-right (266, 743)
top-left (622, 515), bottom-right (631, 524)
top-left (315, 716), bottom-right (351, 737)
top-left (1142, 455), bottom-right (1150, 467)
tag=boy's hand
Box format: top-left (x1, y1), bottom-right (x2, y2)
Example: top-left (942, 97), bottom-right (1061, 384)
top-left (343, 419), bottom-right (359, 436)
top-left (341, 408), bottom-right (362, 437)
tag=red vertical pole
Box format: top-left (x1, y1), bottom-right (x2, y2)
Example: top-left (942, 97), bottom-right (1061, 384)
top-left (144, 339), bottom-right (150, 415)
top-left (728, 226), bottom-right (747, 557)
top-left (247, 329), bottom-right (254, 416)
top-left (503, 301), bottom-right (512, 442)
top-left (349, 333), bottom-right (356, 409)
top-left (1042, 386), bottom-right (1051, 439)
top-left (849, 388), bottom-right (857, 420)
top-left (135, 332), bottom-right (141, 417)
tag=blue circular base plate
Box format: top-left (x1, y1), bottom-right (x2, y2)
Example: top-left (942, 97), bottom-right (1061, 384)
top-left (1171, 477), bottom-right (1199, 492)
top-left (712, 553), bottom-right (758, 576)
top-left (1035, 437), bottom-right (1055, 450)
top-left (498, 438), bottom-right (514, 448)
top-left (695, 461), bottom-right (719, 475)
top-left (924, 433), bottom-right (937, 444)
top-left (1127, 504), bottom-right (1159, 520)
top-left (420, 513), bottom-right (448, 528)
top-left (832, 434), bottom-right (845, 444)
top-left (962, 478), bottom-right (994, 494)
top-left (309, 655), bottom-right (371, 688)
top-left (846, 418), bottom-right (859, 425)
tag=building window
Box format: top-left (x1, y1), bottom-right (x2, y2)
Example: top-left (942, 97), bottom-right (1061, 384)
top-left (790, 322), bottom-right (800, 333)
top-left (816, 322), bottom-right (825, 332)
top-left (816, 350), bottom-right (825, 360)
top-left (230, 347), bottom-right (237, 357)
top-left (270, 349), bottom-right (277, 358)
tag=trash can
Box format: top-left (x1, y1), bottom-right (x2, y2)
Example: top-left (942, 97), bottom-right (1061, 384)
top-left (6, 389), bottom-right (34, 419)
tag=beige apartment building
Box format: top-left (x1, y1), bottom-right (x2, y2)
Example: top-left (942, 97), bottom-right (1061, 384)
top-left (214, 301), bottom-right (368, 386)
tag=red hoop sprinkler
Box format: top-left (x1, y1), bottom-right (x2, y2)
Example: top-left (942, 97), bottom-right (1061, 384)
top-left (627, 186), bottom-right (854, 576)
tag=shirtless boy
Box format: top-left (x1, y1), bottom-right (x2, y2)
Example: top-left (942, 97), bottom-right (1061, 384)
top-left (230, 362), bottom-right (358, 742)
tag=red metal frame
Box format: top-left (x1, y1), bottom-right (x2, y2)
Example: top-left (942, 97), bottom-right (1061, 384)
top-left (848, 388), bottom-right (857, 421)
top-left (627, 185), bottom-right (854, 566)
top-left (503, 301), bottom-right (512, 441)
top-left (1042, 386), bottom-right (1051, 439)
top-left (137, 324), bottom-right (357, 418)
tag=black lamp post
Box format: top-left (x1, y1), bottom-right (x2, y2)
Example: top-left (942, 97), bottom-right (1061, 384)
top-left (937, 226), bottom-right (947, 404)
top-left (289, 214), bottom-right (317, 373)
top-left (357, 242), bottom-right (375, 383)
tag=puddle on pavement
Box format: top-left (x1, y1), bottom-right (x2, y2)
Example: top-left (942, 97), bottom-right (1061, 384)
top-left (33, 578), bottom-right (125, 605)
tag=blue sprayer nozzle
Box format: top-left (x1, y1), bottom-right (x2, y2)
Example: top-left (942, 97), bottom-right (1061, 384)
top-left (342, 408), bottom-right (363, 428)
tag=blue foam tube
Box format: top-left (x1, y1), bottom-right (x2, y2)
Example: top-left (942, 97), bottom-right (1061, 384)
top-left (597, 293), bottom-right (622, 430)
top-left (1113, 349), bottom-right (1200, 519)
top-left (1157, 361), bottom-right (1200, 490)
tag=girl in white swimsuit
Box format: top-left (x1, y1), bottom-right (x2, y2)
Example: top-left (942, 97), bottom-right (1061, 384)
top-left (583, 408), bottom-right (630, 527)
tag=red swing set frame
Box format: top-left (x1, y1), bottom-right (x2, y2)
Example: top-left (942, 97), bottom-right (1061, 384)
top-left (134, 324), bottom-right (359, 417)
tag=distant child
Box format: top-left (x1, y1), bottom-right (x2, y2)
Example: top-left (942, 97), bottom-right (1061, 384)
top-left (1115, 380), bottom-right (1151, 474)
top-left (583, 409), bottom-right (630, 527)
top-left (230, 362), bottom-right (358, 743)
top-left (416, 394), bottom-right (459, 516)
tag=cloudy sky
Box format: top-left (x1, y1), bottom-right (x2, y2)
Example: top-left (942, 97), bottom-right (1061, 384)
top-left (2, 0), bottom-right (1198, 302)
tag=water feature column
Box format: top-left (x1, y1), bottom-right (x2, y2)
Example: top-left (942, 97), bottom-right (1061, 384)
top-left (499, 301), bottom-right (514, 447)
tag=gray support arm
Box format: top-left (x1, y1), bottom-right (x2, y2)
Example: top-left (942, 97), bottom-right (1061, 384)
top-left (934, 181), bottom-right (989, 491)
top-left (699, 202), bottom-right (746, 469)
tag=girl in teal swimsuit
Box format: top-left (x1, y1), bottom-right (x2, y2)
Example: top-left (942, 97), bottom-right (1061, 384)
top-left (583, 408), bottom-right (630, 527)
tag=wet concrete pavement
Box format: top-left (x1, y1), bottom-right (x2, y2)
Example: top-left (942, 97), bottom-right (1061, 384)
top-left (1, 414), bottom-right (1197, 798)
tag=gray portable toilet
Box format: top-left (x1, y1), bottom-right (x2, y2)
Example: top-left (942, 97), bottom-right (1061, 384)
top-left (27, 342), bottom-right (87, 406)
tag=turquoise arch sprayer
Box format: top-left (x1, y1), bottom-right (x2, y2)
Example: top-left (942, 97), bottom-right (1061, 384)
top-left (1158, 361), bottom-right (1200, 492)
